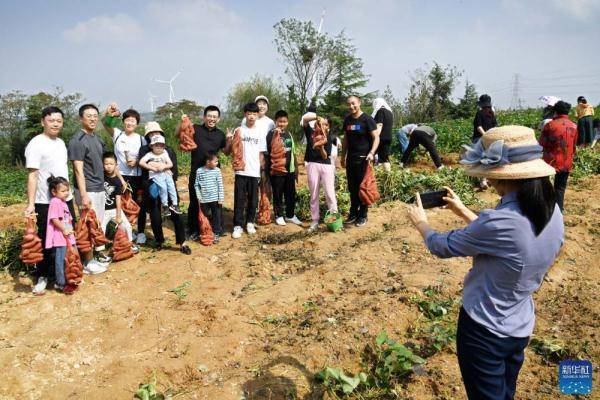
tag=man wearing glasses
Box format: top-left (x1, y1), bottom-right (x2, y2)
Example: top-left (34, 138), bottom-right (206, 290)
top-left (68, 104), bottom-right (111, 274)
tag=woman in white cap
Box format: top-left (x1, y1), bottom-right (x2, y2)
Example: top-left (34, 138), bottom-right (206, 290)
top-left (242, 95), bottom-right (275, 137)
top-left (138, 121), bottom-right (191, 255)
top-left (407, 126), bottom-right (564, 400)
top-left (371, 98), bottom-right (394, 171)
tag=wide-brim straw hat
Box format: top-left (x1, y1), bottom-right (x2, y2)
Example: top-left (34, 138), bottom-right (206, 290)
top-left (464, 125), bottom-right (555, 180)
top-left (144, 121), bottom-right (164, 136)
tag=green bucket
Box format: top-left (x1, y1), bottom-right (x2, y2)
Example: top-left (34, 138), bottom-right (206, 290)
top-left (324, 211), bottom-right (343, 232)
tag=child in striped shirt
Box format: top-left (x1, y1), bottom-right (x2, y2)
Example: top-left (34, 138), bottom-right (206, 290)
top-left (194, 151), bottom-right (224, 243)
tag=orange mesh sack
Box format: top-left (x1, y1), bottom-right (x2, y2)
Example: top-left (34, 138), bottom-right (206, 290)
top-left (178, 115), bottom-right (197, 152)
top-left (86, 208), bottom-right (110, 247)
top-left (75, 210), bottom-right (92, 253)
top-left (270, 130), bottom-right (287, 175)
top-left (19, 216), bottom-right (44, 265)
top-left (232, 128), bottom-right (245, 172)
top-left (197, 209), bottom-right (215, 246)
top-left (359, 163), bottom-right (380, 206)
top-left (64, 239), bottom-right (83, 285)
top-left (112, 224), bottom-right (134, 262)
top-left (121, 190), bottom-right (140, 224)
top-left (257, 183), bottom-right (272, 225)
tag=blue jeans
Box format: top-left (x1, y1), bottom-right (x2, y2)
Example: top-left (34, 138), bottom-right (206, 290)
top-left (152, 173), bottom-right (178, 207)
top-left (54, 246), bottom-right (67, 287)
top-left (457, 307), bottom-right (529, 400)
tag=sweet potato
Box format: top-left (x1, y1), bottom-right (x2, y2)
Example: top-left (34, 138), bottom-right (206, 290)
top-left (178, 115), bottom-right (197, 152)
top-left (257, 182), bottom-right (271, 225)
top-left (197, 209), bottom-right (214, 246)
top-left (232, 128), bottom-right (245, 172)
top-left (19, 217), bottom-right (44, 265)
top-left (111, 225), bottom-right (134, 262)
top-left (121, 190), bottom-right (140, 224)
top-left (359, 163), bottom-right (380, 206)
top-left (64, 240), bottom-right (83, 285)
top-left (270, 130), bottom-right (287, 175)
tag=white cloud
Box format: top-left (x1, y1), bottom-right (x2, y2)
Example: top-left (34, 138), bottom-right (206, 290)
top-left (146, 0), bottom-right (242, 37)
top-left (551, 0), bottom-right (600, 20)
top-left (63, 14), bottom-right (143, 43)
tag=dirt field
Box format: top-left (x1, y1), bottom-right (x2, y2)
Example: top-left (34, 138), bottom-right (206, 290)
top-left (1, 164), bottom-right (598, 400)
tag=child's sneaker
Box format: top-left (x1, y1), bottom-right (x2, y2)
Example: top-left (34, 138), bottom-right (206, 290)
top-left (162, 206), bottom-right (171, 217)
top-left (213, 234), bottom-right (221, 244)
top-left (32, 277), bottom-right (48, 295)
top-left (96, 253), bottom-right (112, 263)
top-left (169, 204), bottom-right (182, 214)
top-left (131, 244), bottom-right (140, 254)
top-left (246, 223), bottom-right (256, 235)
top-left (54, 283), bottom-right (64, 291)
top-left (285, 215), bottom-right (302, 225)
top-left (232, 226), bottom-right (243, 239)
top-left (63, 284), bottom-right (78, 295)
top-left (275, 217), bottom-right (286, 226)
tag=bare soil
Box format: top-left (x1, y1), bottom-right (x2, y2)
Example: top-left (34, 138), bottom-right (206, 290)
top-left (1, 164), bottom-right (598, 400)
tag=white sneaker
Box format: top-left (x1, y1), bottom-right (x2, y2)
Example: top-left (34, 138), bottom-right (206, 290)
top-left (246, 223), bottom-right (256, 235)
top-left (232, 226), bottom-right (243, 239)
top-left (285, 216), bottom-right (302, 225)
top-left (308, 222), bottom-right (319, 233)
top-left (83, 260), bottom-right (108, 275)
top-left (32, 277), bottom-right (48, 295)
top-left (136, 233), bottom-right (147, 244)
top-left (275, 217), bottom-right (286, 226)
top-left (437, 165), bottom-right (445, 170)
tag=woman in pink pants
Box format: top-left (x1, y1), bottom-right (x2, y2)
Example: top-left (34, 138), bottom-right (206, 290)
top-left (301, 112), bottom-right (338, 232)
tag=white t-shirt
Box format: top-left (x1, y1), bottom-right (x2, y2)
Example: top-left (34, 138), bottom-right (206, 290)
top-left (25, 133), bottom-right (71, 204)
top-left (235, 125), bottom-right (267, 178)
top-left (242, 115), bottom-right (275, 138)
top-left (139, 150), bottom-right (172, 179)
top-left (112, 128), bottom-right (146, 176)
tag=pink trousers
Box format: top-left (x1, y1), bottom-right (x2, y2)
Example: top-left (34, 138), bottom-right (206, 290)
top-left (306, 162), bottom-right (338, 223)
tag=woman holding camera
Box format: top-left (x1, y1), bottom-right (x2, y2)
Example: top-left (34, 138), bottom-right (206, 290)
top-left (407, 126), bottom-right (564, 400)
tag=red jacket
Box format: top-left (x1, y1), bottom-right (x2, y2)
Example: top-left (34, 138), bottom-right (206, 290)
top-left (540, 115), bottom-right (578, 172)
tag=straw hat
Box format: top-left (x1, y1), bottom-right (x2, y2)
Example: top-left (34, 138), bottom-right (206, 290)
top-left (463, 125), bottom-right (555, 180)
top-left (144, 121), bottom-right (164, 135)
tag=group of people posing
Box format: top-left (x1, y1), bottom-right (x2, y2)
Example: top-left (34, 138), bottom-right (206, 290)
top-left (23, 94), bottom-right (395, 295)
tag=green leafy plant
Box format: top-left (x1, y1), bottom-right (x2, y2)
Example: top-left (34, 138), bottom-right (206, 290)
top-left (0, 226), bottom-right (28, 273)
top-left (315, 367), bottom-right (368, 395)
top-left (529, 337), bottom-right (574, 363)
top-left (167, 281), bottom-right (191, 302)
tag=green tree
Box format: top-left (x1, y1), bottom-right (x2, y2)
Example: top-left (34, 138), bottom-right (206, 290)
top-left (453, 80), bottom-right (479, 119)
top-left (404, 63), bottom-right (462, 123)
top-left (154, 99), bottom-right (203, 121)
top-left (223, 74), bottom-right (286, 124)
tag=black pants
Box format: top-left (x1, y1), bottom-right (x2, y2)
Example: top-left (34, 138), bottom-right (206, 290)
top-left (346, 159), bottom-right (368, 219)
top-left (187, 167), bottom-right (200, 235)
top-left (577, 115), bottom-right (594, 145)
top-left (233, 175), bottom-right (259, 227)
top-left (554, 171), bottom-right (569, 211)
top-left (401, 130), bottom-right (442, 168)
top-left (270, 173), bottom-right (296, 218)
top-left (123, 175), bottom-right (145, 233)
top-left (457, 308), bottom-right (529, 400)
top-left (376, 139), bottom-right (391, 163)
top-left (34, 200), bottom-right (76, 278)
top-left (200, 202), bottom-right (223, 235)
top-left (144, 192), bottom-right (185, 245)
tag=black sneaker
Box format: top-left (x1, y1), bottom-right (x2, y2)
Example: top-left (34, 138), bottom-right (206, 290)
top-left (162, 208), bottom-right (171, 217)
top-left (169, 205), bottom-right (182, 214)
top-left (344, 215), bottom-right (358, 225)
top-left (180, 244), bottom-right (191, 255)
top-left (355, 217), bottom-right (367, 227)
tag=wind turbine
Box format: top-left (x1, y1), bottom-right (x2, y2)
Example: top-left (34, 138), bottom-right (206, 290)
top-left (310, 8), bottom-right (326, 102)
top-left (147, 91), bottom-right (158, 112)
top-left (154, 70), bottom-right (182, 103)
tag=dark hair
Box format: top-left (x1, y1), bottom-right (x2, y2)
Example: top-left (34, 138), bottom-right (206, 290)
top-left (516, 177), bottom-right (556, 235)
top-left (307, 102), bottom-right (317, 113)
top-left (577, 96), bottom-right (587, 104)
top-left (41, 106), bottom-right (64, 119)
top-left (347, 95), bottom-right (361, 102)
top-left (204, 105), bottom-right (221, 117)
top-left (243, 102), bottom-right (259, 113)
top-left (554, 101), bottom-right (571, 115)
top-left (78, 104), bottom-right (99, 117)
top-left (47, 175), bottom-right (69, 193)
top-left (102, 151), bottom-right (117, 161)
top-left (274, 110), bottom-right (288, 120)
top-left (205, 151), bottom-right (218, 162)
top-left (122, 108), bottom-right (140, 123)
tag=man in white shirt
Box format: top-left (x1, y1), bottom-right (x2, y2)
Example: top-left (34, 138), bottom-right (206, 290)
top-left (24, 106), bottom-right (76, 295)
top-left (231, 103), bottom-right (267, 239)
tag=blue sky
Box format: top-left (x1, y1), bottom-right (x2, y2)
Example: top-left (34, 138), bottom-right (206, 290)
top-left (1, 0), bottom-right (599, 111)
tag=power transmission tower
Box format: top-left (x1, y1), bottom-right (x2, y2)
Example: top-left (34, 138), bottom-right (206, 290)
top-left (510, 73), bottom-right (524, 110)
